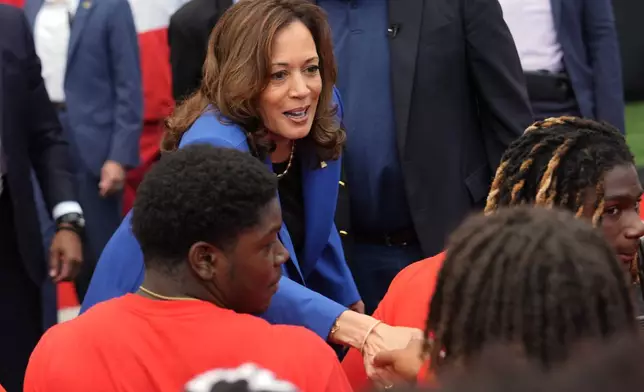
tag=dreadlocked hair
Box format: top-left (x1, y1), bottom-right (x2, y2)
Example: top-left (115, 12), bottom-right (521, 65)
top-left (484, 116), bottom-right (632, 217)
top-left (425, 206), bottom-right (637, 373)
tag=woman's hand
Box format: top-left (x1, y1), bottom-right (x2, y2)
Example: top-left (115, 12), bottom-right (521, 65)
top-left (362, 324), bottom-right (424, 385)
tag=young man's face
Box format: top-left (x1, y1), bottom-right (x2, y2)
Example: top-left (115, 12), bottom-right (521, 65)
top-left (581, 164), bottom-right (644, 271)
top-left (214, 197), bottom-right (289, 314)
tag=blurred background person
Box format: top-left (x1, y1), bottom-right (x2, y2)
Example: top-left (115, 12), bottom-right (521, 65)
top-left (498, 0), bottom-right (625, 131)
top-left (23, 0), bottom-right (143, 301)
top-left (318, 0), bottom-right (533, 315)
top-left (169, 0), bottom-right (234, 102)
top-left (121, 0), bottom-right (191, 215)
top-left (383, 337), bottom-right (644, 392)
top-left (0, 4), bottom-right (84, 390)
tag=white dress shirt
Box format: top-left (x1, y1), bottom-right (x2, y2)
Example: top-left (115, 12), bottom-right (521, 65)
top-left (0, 0), bottom-right (83, 220)
top-left (498, 0), bottom-right (564, 73)
top-left (34, 0), bottom-right (79, 103)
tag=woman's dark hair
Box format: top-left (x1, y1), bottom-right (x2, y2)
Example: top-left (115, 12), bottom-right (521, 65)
top-left (163, 0), bottom-right (344, 163)
top-left (131, 144), bottom-right (278, 272)
top-left (485, 116), bottom-right (633, 225)
top-left (425, 206), bottom-right (637, 371)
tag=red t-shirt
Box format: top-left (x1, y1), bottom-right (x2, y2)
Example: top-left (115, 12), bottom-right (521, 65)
top-left (25, 294), bottom-right (352, 392)
top-left (341, 252), bottom-right (446, 391)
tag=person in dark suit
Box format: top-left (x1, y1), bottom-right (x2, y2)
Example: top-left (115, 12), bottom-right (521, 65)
top-left (319, 0), bottom-right (534, 314)
top-left (499, 0), bottom-right (625, 131)
top-left (169, 0), bottom-right (234, 102)
top-left (0, 5), bottom-right (85, 391)
top-left (23, 0), bottom-right (143, 300)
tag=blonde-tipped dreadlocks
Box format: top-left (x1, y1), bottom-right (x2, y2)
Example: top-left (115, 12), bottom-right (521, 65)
top-left (484, 116), bottom-right (637, 278)
top-left (486, 117), bottom-right (632, 218)
top-left (484, 117), bottom-right (636, 276)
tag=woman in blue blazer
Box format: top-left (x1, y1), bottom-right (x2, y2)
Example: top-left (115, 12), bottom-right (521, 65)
top-left (82, 0), bottom-right (421, 365)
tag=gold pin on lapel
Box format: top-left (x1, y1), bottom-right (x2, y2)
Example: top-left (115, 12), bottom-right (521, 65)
top-left (81, 0), bottom-right (91, 9)
top-left (320, 161), bottom-right (327, 169)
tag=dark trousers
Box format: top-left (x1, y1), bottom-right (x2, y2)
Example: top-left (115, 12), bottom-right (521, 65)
top-left (0, 187), bottom-right (44, 392)
top-left (348, 243), bottom-right (423, 315)
top-left (525, 71), bottom-right (581, 121)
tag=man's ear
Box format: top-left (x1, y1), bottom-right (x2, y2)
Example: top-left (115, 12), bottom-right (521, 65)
top-left (187, 242), bottom-right (223, 280)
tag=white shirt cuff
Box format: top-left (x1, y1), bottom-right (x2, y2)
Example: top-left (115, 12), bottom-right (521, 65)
top-left (52, 201), bottom-right (83, 220)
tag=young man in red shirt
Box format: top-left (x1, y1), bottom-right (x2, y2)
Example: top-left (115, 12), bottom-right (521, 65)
top-left (25, 145), bottom-right (351, 392)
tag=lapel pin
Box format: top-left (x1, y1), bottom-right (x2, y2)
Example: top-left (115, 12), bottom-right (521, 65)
top-left (82, 0), bottom-right (91, 9)
top-left (320, 161), bottom-right (327, 169)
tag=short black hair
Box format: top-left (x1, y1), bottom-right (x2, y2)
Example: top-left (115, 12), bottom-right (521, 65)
top-left (426, 206), bottom-right (636, 371)
top-left (132, 144), bottom-right (278, 271)
top-left (485, 117), bottom-right (633, 225)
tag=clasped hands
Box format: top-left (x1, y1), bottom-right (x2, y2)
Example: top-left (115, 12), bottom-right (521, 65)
top-left (363, 324), bottom-right (426, 389)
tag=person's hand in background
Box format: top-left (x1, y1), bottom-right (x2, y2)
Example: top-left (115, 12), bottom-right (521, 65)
top-left (99, 160), bottom-right (125, 197)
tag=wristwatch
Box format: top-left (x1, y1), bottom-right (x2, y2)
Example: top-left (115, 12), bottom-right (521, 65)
top-left (55, 212), bottom-right (85, 235)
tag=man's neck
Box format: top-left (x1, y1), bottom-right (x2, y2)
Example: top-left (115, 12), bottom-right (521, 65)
top-left (139, 268), bottom-right (225, 308)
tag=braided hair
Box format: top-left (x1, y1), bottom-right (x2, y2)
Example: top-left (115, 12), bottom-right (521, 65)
top-left (485, 117), bottom-right (633, 224)
top-left (425, 207), bottom-right (637, 372)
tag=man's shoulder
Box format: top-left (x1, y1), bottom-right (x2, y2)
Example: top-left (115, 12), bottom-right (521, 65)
top-left (43, 298), bottom-right (127, 344)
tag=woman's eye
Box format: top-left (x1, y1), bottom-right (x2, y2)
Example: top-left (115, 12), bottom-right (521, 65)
top-left (271, 71), bottom-right (287, 80)
top-left (305, 65), bottom-right (320, 74)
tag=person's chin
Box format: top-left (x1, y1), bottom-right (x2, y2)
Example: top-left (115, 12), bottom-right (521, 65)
top-left (278, 116), bottom-right (314, 140)
top-left (250, 300), bottom-right (272, 316)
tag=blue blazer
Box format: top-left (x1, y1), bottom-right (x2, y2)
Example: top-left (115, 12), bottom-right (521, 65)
top-left (81, 88), bottom-right (360, 340)
top-left (24, 0), bottom-right (143, 174)
top-left (554, 0), bottom-right (624, 132)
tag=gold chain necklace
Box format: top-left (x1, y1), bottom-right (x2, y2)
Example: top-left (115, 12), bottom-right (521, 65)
top-left (138, 286), bottom-right (199, 301)
top-left (275, 142), bottom-right (295, 179)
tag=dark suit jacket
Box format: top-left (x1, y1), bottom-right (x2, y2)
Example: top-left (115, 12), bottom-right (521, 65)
top-left (387, 0), bottom-right (533, 255)
top-left (554, 0), bottom-right (625, 132)
top-left (0, 5), bottom-right (75, 285)
top-left (168, 0), bottom-right (232, 101)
